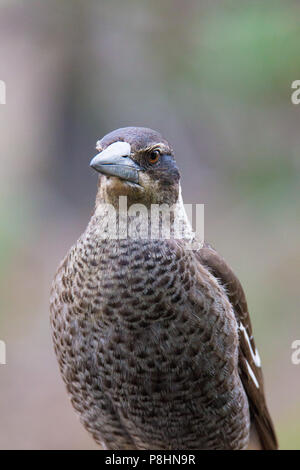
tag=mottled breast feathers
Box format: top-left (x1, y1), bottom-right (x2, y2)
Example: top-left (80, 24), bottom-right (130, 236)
top-left (51, 231), bottom-right (256, 449)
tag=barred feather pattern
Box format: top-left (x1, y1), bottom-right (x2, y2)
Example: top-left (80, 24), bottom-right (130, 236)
top-left (50, 213), bottom-right (250, 450)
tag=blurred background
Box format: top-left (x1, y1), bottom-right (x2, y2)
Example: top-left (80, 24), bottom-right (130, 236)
top-left (0, 0), bottom-right (299, 449)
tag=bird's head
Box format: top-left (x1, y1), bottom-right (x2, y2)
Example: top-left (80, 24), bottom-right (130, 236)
top-left (90, 127), bottom-right (180, 208)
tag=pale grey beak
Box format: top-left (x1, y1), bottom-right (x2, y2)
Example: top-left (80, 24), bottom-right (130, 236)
top-left (90, 141), bottom-right (141, 184)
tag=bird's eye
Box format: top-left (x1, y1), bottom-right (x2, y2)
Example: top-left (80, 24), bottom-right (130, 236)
top-left (148, 150), bottom-right (161, 165)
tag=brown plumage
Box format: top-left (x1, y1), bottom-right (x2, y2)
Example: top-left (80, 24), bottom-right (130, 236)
top-left (50, 127), bottom-right (278, 450)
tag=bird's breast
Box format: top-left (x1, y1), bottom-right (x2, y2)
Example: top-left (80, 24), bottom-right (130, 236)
top-left (50, 236), bottom-right (249, 449)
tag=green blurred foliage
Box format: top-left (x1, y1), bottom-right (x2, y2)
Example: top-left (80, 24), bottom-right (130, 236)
top-left (188, 1), bottom-right (300, 102)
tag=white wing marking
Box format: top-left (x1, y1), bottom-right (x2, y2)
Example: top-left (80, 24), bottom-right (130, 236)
top-left (239, 322), bottom-right (261, 368)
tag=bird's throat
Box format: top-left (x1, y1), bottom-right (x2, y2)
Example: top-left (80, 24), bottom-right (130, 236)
top-left (91, 185), bottom-right (195, 244)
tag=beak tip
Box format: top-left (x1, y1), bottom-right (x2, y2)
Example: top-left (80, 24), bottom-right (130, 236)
top-left (90, 156), bottom-right (98, 169)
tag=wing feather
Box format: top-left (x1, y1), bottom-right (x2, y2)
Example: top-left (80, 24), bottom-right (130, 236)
top-left (196, 242), bottom-right (278, 450)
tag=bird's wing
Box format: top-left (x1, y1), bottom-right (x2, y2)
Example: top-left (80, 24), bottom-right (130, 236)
top-left (196, 242), bottom-right (278, 450)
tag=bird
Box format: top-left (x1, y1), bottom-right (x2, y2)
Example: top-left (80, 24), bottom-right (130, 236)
top-left (50, 126), bottom-right (278, 450)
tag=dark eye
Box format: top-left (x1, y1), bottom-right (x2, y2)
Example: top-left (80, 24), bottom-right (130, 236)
top-left (148, 149), bottom-right (161, 165)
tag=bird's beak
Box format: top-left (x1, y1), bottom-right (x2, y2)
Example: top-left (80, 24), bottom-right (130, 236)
top-left (90, 141), bottom-right (141, 184)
